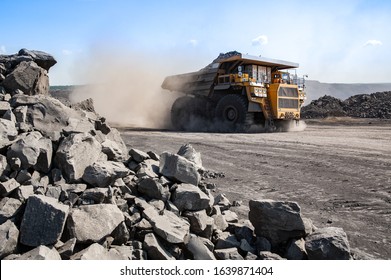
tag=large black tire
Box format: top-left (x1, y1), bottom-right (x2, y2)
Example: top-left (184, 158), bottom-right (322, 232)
top-left (215, 94), bottom-right (253, 132)
top-left (171, 96), bottom-right (193, 130)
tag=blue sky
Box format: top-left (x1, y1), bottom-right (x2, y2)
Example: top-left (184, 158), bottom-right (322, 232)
top-left (1, 0), bottom-right (390, 85)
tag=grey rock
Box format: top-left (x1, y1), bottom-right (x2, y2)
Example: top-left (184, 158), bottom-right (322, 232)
top-left (214, 248), bottom-right (244, 260)
top-left (249, 199), bottom-right (306, 244)
top-left (0, 100), bottom-right (11, 115)
top-left (183, 210), bottom-right (214, 239)
top-left (214, 193), bottom-right (231, 211)
top-left (79, 188), bottom-right (109, 204)
top-left (147, 151), bottom-right (160, 161)
top-left (15, 245), bottom-right (61, 260)
top-left (143, 204), bottom-right (190, 244)
top-left (20, 195), bottom-right (69, 246)
top-left (215, 232), bottom-right (241, 249)
top-left (2, 61), bottom-right (49, 95)
top-left (110, 245), bottom-right (133, 260)
top-left (18, 48), bottom-right (57, 71)
top-left (212, 211), bottom-right (229, 232)
top-left (111, 221), bottom-right (130, 245)
top-left (185, 234), bottom-right (215, 260)
top-left (67, 204), bottom-right (124, 243)
top-left (0, 154), bottom-right (10, 177)
top-left (15, 185), bottom-right (34, 201)
top-left (172, 183), bottom-right (211, 212)
top-left (55, 133), bottom-right (102, 182)
top-left (137, 159), bottom-right (160, 178)
top-left (0, 118), bottom-right (18, 149)
top-left (222, 210), bottom-right (238, 223)
top-left (138, 177), bottom-right (170, 201)
top-left (159, 152), bottom-right (200, 185)
top-left (0, 178), bottom-right (20, 197)
top-left (305, 227), bottom-right (351, 260)
top-left (16, 169), bottom-right (33, 185)
top-left (70, 243), bottom-right (123, 260)
top-left (129, 148), bottom-right (150, 163)
top-left (255, 236), bottom-right (272, 252)
top-left (259, 251), bottom-right (285, 260)
top-left (45, 186), bottom-right (62, 200)
top-left (82, 161), bottom-right (129, 187)
top-left (0, 220), bottom-right (19, 259)
top-left (56, 237), bottom-right (77, 260)
top-left (7, 131), bottom-right (52, 172)
top-left (101, 139), bottom-right (126, 161)
top-left (143, 232), bottom-right (175, 260)
top-left (14, 105), bottom-right (27, 123)
top-left (177, 144), bottom-right (203, 170)
top-left (285, 238), bottom-right (307, 260)
top-left (239, 239), bottom-right (257, 254)
top-left (10, 94), bottom-right (94, 141)
top-left (0, 197), bottom-right (23, 223)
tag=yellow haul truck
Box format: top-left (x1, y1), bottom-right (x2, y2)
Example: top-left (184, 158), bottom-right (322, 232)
top-left (162, 51), bottom-right (306, 132)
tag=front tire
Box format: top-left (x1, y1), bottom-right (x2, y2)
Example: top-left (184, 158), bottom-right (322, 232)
top-left (215, 94), bottom-right (253, 132)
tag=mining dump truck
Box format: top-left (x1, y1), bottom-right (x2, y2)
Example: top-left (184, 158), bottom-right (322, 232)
top-left (161, 51), bottom-right (306, 132)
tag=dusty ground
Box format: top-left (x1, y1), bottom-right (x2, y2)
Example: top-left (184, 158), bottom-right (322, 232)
top-left (117, 117), bottom-right (391, 259)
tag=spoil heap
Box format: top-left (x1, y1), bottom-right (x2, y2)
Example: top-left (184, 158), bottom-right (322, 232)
top-left (302, 92), bottom-right (391, 119)
top-left (1, 49), bottom-right (354, 260)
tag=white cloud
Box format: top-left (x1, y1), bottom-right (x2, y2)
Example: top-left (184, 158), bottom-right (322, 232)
top-left (364, 40), bottom-right (382, 47)
top-left (189, 39), bottom-right (198, 46)
top-left (0, 45), bottom-right (6, 54)
top-left (252, 35), bottom-right (268, 46)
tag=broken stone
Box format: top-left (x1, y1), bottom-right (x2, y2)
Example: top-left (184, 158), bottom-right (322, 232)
top-left (56, 237), bottom-right (77, 260)
top-left (0, 197), bottom-right (23, 224)
top-left (215, 232), bottom-right (241, 249)
top-left (185, 234), bottom-right (215, 260)
top-left (183, 210), bottom-right (214, 239)
top-left (249, 199), bottom-right (306, 245)
top-left (172, 183), bottom-right (211, 212)
top-left (147, 151), bottom-right (160, 161)
top-left (137, 159), bottom-right (160, 178)
top-left (177, 144), bottom-right (203, 170)
top-left (15, 245), bottom-right (61, 260)
top-left (222, 210), bottom-right (238, 223)
top-left (142, 205), bottom-right (190, 244)
top-left (212, 207), bottom-right (229, 232)
top-left (0, 118), bottom-right (18, 149)
top-left (15, 184), bottom-right (34, 201)
top-left (70, 243), bottom-right (123, 260)
top-left (17, 48), bottom-right (57, 71)
top-left (138, 177), bottom-right (170, 201)
top-left (55, 132), bottom-right (102, 182)
top-left (2, 61), bottom-right (49, 95)
top-left (0, 178), bottom-right (20, 197)
top-left (214, 193), bottom-right (231, 211)
top-left (0, 220), bottom-right (19, 259)
top-left (285, 238), bottom-right (307, 260)
top-left (214, 248), bottom-right (244, 260)
top-left (20, 195), bottom-right (69, 246)
top-left (82, 161), bottom-right (129, 188)
top-left (110, 245), bottom-right (133, 260)
top-left (143, 232), bottom-right (176, 260)
top-left (255, 236), bottom-right (272, 252)
top-left (239, 239), bottom-right (257, 255)
top-left (129, 148), bottom-right (150, 163)
top-left (305, 227), bottom-right (351, 260)
top-left (67, 204), bottom-right (124, 243)
top-left (259, 251), bottom-right (285, 260)
top-left (0, 154), bottom-right (10, 177)
top-left (101, 139), bottom-right (126, 161)
top-left (159, 152), bottom-right (200, 186)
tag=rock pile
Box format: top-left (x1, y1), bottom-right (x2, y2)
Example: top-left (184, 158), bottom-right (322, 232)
top-left (301, 92), bottom-right (391, 119)
top-left (1, 49), bottom-right (353, 260)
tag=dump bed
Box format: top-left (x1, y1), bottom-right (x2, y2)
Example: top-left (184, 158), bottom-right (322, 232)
top-left (161, 51), bottom-right (299, 96)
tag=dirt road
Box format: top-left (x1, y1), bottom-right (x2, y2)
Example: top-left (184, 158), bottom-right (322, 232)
top-left (118, 119), bottom-right (391, 259)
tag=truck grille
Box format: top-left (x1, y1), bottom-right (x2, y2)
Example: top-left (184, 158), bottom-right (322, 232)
top-left (278, 87), bottom-right (298, 97)
top-left (279, 98), bottom-right (299, 109)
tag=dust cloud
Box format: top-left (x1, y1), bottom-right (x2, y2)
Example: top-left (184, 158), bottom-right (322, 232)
top-left (282, 120), bottom-right (307, 132)
top-left (70, 50), bottom-right (181, 128)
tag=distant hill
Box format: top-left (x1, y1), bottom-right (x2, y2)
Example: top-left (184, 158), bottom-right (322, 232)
top-left (304, 80), bottom-right (391, 102)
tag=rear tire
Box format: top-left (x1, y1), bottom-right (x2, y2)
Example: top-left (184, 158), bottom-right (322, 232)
top-left (215, 94), bottom-right (253, 132)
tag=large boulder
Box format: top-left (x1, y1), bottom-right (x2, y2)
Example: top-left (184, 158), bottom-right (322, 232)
top-left (2, 61), bottom-right (49, 95)
top-left (305, 227), bottom-right (351, 260)
top-left (249, 199), bottom-right (306, 245)
top-left (55, 133), bottom-right (102, 182)
top-left (19, 195), bottom-right (69, 246)
top-left (177, 144), bottom-right (203, 170)
top-left (7, 131), bottom-right (52, 172)
top-left (10, 94), bottom-right (95, 141)
top-left (82, 161), bottom-right (129, 188)
top-left (18, 49), bottom-right (57, 71)
top-left (67, 204), bottom-right (124, 243)
top-left (159, 152), bottom-right (200, 186)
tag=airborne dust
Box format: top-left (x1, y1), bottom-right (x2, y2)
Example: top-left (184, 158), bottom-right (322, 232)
top-left (70, 50), bottom-right (181, 129)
